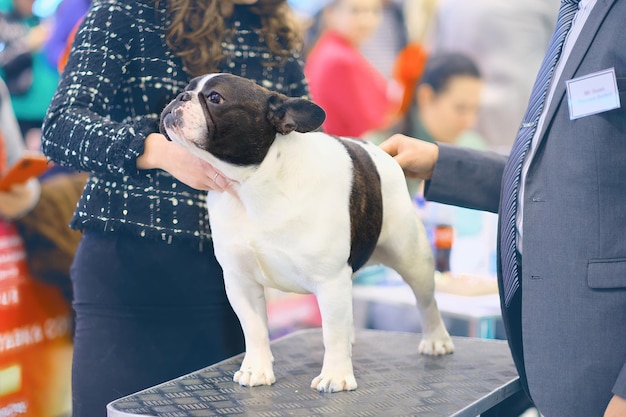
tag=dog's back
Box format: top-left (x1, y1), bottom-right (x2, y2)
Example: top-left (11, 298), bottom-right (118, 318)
top-left (208, 130), bottom-right (420, 289)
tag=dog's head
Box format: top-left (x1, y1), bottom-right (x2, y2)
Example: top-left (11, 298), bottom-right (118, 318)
top-left (160, 73), bottom-right (326, 166)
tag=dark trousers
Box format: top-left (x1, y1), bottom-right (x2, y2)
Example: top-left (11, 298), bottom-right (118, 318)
top-left (70, 232), bottom-right (244, 417)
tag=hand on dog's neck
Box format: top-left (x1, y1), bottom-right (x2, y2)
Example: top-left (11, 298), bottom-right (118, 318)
top-left (215, 172), bottom-right (240, 197)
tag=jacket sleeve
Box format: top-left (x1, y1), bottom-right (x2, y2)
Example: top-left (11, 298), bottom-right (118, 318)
top-left (424, 143), bottom-right (507, 213)
top-left (40, 1), bottom-right (156, 177)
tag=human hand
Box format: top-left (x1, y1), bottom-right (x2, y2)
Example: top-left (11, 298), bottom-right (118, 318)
top-left (379, 134), bottom-right (439, 180)
top-left (137, 133), bottom-right (235, 192)
top-left (0, 178), bottom-right (41, 219)
top-left (604, 394), bottom-right (626, 417)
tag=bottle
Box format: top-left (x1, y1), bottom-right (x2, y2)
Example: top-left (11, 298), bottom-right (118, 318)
top-left (417, 197), bottom-right (455, 272)
top-left (434, 224), bottom-right (454, 273)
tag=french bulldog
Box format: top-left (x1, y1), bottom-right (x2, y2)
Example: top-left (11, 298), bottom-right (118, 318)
top-left (160, 73), bottom-right (454, 393)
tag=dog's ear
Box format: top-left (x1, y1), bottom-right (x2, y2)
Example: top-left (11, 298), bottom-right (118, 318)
top-left (267, 95), bottom-right (326, 135)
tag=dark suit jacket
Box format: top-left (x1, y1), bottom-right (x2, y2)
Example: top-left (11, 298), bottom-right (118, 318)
top-left (425, 1), bottom-right (626, 415)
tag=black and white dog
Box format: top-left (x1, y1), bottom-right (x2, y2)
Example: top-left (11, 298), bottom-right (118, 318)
top-left (160, 73), bottom-right (454, 393)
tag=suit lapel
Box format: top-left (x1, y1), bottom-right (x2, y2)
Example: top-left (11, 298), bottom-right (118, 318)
top-left (537, 0), bottom-right (616, 144)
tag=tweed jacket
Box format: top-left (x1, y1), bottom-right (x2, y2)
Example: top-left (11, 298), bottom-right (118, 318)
top-left (41, 0), bottom-right (309, 250)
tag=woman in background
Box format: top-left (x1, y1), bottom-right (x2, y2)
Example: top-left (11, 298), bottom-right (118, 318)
top-left (41, 1), bottom-right (308, 415)
top-left (304, 0), bottom-right (402, 138)
top-left (408, 52), bottom-right (499, 278)
top-left (406, 51), bottom-right (484, 149)
top-left (0, 0), bottom-right (58, 139)
top-left (0, 76), bottom-right (39, 218)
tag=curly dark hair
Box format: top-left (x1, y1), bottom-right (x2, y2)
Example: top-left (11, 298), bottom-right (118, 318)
top-left (162, 0), bottom-right (302, 77)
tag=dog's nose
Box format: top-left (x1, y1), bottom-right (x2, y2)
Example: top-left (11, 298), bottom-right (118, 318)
top-left (179, 92), bottom-right (192, 102)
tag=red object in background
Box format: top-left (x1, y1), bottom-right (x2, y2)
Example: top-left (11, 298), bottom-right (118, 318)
top-left (305, 31), bottom-right (396, 137)
top-left (0, 220), bottom-right (72, 417)
top-left (266, 292), bottom-right (322, 340)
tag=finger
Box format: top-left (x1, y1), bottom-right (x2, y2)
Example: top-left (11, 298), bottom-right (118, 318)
top-left (209, 180), bottom-right (225, 193)
top-left (198, 162), bottom-right (223, 191)
top-left (203, 171), bottom-right (227, 193)
top-left (214, 174), bottom-right (230, 191)
top-left (391, 152), bottom-right (417, 170)
top-left (379, 136), bottom-right (400, 156)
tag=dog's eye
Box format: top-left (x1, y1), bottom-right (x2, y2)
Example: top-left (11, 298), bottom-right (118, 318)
top-left (207, 92), bottom-right (224, 104)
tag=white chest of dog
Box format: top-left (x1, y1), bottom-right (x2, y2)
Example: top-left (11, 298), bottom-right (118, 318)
top-left (160, 73), bottom-right (454, 393)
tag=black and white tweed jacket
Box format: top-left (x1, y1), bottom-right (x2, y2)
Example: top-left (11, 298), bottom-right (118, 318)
top-left (41, 0), bottom-right (309, 250)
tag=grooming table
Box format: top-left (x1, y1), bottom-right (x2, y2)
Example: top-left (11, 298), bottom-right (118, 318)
top-left (107, 328), bottom-right (521, 417)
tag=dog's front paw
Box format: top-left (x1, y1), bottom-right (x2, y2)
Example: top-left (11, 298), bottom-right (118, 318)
top-left (234, 352), bottom-right (275, 387)
top-left (311, 372), bottom-right (357, 393)
top-left (418, 331), bottom-right (455, 356)
top-left (234, 365), bottom-right (276, 387)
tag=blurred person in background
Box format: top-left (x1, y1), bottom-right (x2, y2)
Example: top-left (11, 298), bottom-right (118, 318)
top-left (0, 73), bottom-right (84, 308)
top-left (428, 0), bottom-right (559, 154)
top-left (40, 1), bottom-right (309, 415)
top-left (0, 77), bottom-right (29, 173)
top-left (0, 75), bottom-right (43, 252)
top-left (405, 52), bottom-right (502, 283)
top-left (0, 0), bottom-right (58, 142)
top-left (304, 0), bottom-right (402, 138)
top-left (391, 0), bottom-right (433, 120)
top-left (359, 0), bottom-right (407, 80)
top-left (400, 51), bottom-right (484, 197)
top-left (405, 51), bottom-right (484, 149)
top-left (402, 0), bottom-right (438, 46)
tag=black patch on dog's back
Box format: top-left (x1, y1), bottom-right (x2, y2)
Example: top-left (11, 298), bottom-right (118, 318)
top-left (334, 137), bottom-right (383, 272)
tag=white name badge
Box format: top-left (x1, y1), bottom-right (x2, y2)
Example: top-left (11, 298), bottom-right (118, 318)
top-left (566, 68), bottom-right (621, 120)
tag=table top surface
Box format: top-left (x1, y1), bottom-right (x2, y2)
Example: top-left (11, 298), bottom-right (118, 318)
top-left (107, 329), bottom-right (520, 417)
top-left (352, 284), bottom-right (502, 320)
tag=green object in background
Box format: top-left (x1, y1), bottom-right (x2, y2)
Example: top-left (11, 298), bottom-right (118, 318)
top-left (0, 0), bottom-right (12, 13)
top-left (0, 0), bottom-right (61, 124)
top-left (0, 0), bottom-right (63, 17)
top-left (3, 52), bottom-right (60, 122)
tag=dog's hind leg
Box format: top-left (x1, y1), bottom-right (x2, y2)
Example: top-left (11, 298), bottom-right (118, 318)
top-left (223, 274), bottom-right (276, 387)
top-left (373, 219), bottom-right (454, 356)
top-left (311, 266), bottom-right (358, 392)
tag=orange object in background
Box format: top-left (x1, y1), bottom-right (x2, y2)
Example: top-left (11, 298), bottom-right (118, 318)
top-left (434, 224), bottom-right (454, 250)
top-left (434, 224), bottom-right (454, 273)
top-left (0, 220), bottom-right (72, 417)
top-left (0, 153), bottom-right (51, 192)
top-left (393, 42), bottom-right (429, 115)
